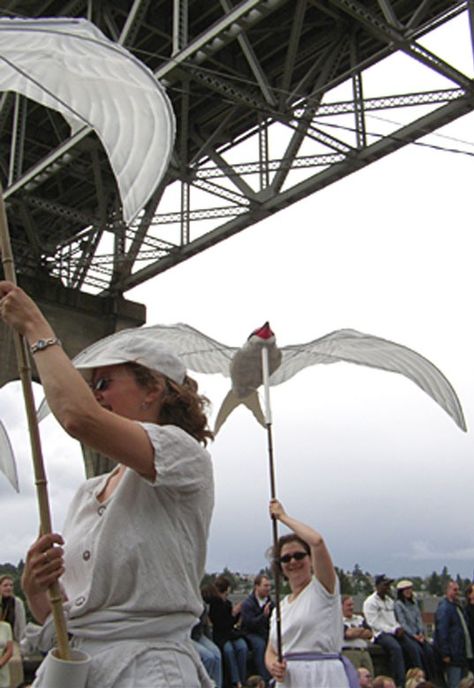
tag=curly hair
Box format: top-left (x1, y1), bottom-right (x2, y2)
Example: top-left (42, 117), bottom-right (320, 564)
top-left (126, 362), bottom-right (214, 446)
top-left (267, 534), bottom-right (310, 579)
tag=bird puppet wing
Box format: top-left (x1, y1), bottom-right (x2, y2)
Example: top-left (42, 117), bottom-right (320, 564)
top-left (270, 328), bottom-right (466, 431)
top-left (0, 420), bottom-right (19, 492)
top-left (37, 323), bottom-right (238, 421)
top-left (36, 323), bottom-right (466, 433)
top-left (0, 17), bottom-right (175, 223)
top-left (71, 322), bottom-right (238, 375)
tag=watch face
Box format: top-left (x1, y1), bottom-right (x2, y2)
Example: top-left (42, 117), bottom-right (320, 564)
top-left (31, 337), bottom-right (60, 353)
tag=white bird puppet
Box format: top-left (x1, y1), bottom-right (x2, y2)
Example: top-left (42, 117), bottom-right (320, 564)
top-left (37, 321), bottom-right (466, 434)
top-left (212, 322), bottom-right (282, 430)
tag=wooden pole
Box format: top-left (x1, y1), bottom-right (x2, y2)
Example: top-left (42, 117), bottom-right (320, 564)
top-left (0, 187), bottom-right (70, 660)
top-left (261, 345), bottom-right (283, 662)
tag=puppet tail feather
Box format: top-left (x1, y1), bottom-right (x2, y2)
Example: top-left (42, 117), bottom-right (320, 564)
top-left (214, 390), bottom-right (266, 434)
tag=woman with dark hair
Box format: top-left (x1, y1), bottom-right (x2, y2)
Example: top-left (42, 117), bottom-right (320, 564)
top-left (264, 499), bottom-right (356, 687)
top-left (394, 581), bottom-right (436, 681)
top-left (0, 575), bottom-right (25, 687)
top-left (464, 582), bottom-right (474, 674)
top-left (0, 576), bottom-right (26, 645)
top-left (206, 577), bottom-right (248, 688)
top-left (0, 280), bottom-right (214, 688)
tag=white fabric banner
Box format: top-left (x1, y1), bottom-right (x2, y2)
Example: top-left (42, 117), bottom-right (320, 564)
top-left (0, 17), bottom-right (175, 222)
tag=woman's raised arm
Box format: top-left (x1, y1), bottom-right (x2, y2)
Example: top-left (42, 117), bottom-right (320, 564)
top-left (0, 281), bottom-right (156, 478)
top-left (270, 499), bottom-right (336, 593)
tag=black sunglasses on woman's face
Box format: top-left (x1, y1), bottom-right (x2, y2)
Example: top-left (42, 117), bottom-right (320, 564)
top-left (279, 551), bottom-right (308, 564)
top-left (90, 377), bottom-right (113, 392)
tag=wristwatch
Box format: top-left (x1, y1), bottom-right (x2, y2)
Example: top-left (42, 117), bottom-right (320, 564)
top-left (30, 337), bottom-right (62, 354)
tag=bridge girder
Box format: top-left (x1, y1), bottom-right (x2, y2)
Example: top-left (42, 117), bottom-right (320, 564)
top-left (1, 0), bottom-right (473, 295)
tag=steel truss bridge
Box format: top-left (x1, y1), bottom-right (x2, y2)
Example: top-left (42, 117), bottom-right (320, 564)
top-left (1, 0), bottom-right (473, 298)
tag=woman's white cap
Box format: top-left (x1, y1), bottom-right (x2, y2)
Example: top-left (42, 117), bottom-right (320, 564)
top-left (396, 579), bottom-right (414, 590)
top-left (73, 327), bottom-right (186, 384)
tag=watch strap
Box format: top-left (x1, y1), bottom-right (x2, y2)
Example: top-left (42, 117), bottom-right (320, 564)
top-left (30, 337), bottom-right (62, 354)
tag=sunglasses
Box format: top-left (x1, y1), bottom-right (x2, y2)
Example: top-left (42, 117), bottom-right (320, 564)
top-left (279, 551), bottom-right (308, 564)
top-left (90, 377), bottom-right (113, 392)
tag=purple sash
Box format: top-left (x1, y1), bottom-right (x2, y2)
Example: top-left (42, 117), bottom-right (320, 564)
top-left (284, 651), bottom-right (359, 688)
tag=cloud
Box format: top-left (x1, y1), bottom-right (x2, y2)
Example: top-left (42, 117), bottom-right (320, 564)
top-left (407, 540), bottom-right (474, 562)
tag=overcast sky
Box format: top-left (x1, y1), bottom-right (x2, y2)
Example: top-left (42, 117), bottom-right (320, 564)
top-left (1, 11), bottom-right (474, 582)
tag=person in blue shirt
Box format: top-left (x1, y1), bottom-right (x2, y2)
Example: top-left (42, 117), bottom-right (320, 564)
top-left (241, 575), bottom-right (273, 684)
top-left (433, 580), bottom-right (472, 688)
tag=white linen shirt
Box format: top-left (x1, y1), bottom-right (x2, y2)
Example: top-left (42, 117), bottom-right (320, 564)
top-left (60, 422), bottom-right (214, 640)
top-left (270, 576), bottom-right (343, 654)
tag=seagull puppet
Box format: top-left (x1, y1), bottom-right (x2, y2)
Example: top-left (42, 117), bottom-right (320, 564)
top-left (174, 321), bottom-right (466, 433)
top-left (37, 321), bottom-right (466, 434)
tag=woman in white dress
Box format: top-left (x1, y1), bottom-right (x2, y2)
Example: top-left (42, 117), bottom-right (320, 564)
top-left (0, 280), bottom-right (214, 688)
top-left (265, 499), bottom-right (358, 688)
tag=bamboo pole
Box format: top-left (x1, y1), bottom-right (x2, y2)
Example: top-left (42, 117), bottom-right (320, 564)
top-left (0, 187), bottom-right (70, 660)
top-left (261, 345), bottom-right (283, 662)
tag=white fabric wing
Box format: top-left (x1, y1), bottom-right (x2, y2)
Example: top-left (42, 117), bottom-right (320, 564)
top-left (37, 323), bottom-right (237, 421)
top-left (271, 328), bottom-right (466, 431)
top-left (0, 420), bottom-right (19, 492)
top-left (155, 323), bottom-right (238, 375)
top-left (72, 323), bottom-right (237, 375)
top-left (0, 17), bottom-right (175, 222)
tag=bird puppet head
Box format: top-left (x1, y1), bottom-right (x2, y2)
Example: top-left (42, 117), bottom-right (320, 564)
top-left (247, 321), bottom-right (276, 345)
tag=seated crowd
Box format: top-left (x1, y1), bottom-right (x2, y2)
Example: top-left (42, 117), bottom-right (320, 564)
top-left (3, 569), bottom-right (474, 688)
top-left (192, 573), bottom-right (474, 688)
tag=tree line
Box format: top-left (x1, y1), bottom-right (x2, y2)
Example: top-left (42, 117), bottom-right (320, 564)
top-left (335, 564), bottom-right (472, 596)
top-left (200, 563), bottom-right (472, 598)
top-left (2, 560), bottom-right (471, 604)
